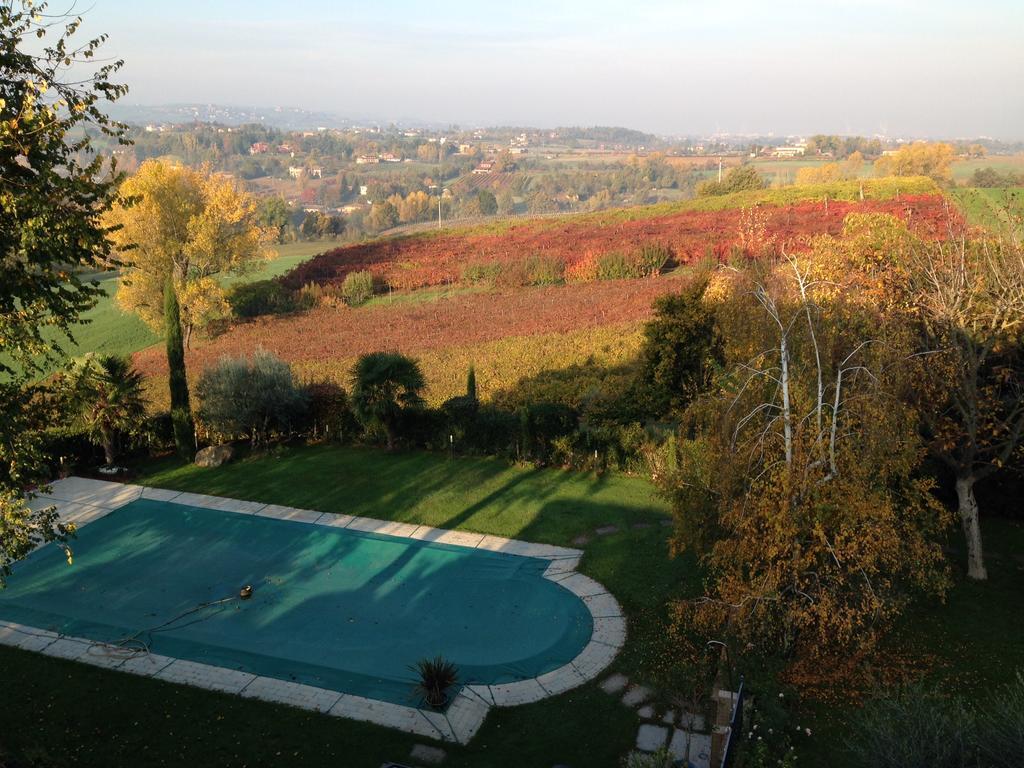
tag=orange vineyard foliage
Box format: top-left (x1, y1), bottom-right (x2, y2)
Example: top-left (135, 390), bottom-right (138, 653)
top-left (283, 196), bottom-right (950, 291)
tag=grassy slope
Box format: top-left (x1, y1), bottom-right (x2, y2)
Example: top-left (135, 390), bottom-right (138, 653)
top-left (950, 186), bottom-right (1024, 239)
top-left (2, 445), bottom-right (695, 768)
top-left (14, 241), bottom-right (334, 380)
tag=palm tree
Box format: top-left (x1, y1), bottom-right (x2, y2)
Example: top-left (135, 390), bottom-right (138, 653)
top-left (350, 352), bottom-right (425, 450)
top-left (69, 355), bottom-right (147, 465)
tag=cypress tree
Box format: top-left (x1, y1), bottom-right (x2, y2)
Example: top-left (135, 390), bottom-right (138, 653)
top-left (466, 364), bottom-right (477, 402)
top-left (164, 278), bottom-right (195, 460)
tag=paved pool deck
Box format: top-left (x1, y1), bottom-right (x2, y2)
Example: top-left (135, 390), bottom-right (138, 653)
top-left (1, 477), bottom-right (626, 744)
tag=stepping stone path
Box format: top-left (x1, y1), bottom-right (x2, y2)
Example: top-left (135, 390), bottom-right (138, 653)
top-left (595, 525), bottom-right (619, 536)
top-left (680, 711), bottom-right (707, 731)
top-left (571, 534), bottom-right (592, 547)
top-left (621, 684), bottom-right (652, 707)
top-left (631, 522), bottom-right (654, 530)
top-left (636, 724), bottom-right (669, 752)
top-left (668, 730), bottom-right (712, 768)
top-left (598, 673), bottom-right (712, 767)
top-left (599, 673), bottom-right (629, 695)
top-left (409, 744), bottom-right (446, 765)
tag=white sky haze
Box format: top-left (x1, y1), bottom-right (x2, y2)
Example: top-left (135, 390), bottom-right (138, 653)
top-left (83, 0), bottom-right (1024, 138)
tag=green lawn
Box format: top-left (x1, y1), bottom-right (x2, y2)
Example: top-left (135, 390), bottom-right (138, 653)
top-left (4, 444), bottom-right (1020, 767)
top-left (8, 241), bottom-right (333, 380)
top-left (1, 445), bottom-right (696, 768)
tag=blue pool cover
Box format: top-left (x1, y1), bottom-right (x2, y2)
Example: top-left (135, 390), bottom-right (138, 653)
top-left (0, 499), bottom-right (593, 706)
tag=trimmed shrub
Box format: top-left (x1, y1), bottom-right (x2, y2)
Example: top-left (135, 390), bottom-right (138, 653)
top-left (226, 279), bottom-right (299, 318)
top-left (341, 270), bottom-right (375, 306)
top-left (196, 351), bottom-right (309, 445)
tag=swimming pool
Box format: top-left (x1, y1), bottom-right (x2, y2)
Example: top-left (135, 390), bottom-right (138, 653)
top-left (0, 479), bottom-right (623, 741)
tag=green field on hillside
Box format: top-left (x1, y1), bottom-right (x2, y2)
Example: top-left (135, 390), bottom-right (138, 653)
top-left (951, 187), bottom-right (1024, 238)
top-left (7, 240), bottom-right (333, 380)
top-left (950, 154), bottom-right (1024, 182)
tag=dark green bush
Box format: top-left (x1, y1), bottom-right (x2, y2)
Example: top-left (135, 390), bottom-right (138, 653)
top-left (302, 381), bottom-right (358, 442)
top-left (227, 279), bottom-right (299, 318)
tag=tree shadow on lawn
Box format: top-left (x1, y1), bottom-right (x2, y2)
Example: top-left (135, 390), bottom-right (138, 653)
top-left (137, 443), bottom-right (668, 546)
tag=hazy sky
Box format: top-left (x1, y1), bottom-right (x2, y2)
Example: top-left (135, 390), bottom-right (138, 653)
top-left (81, 0), bottom-right (1023, 138)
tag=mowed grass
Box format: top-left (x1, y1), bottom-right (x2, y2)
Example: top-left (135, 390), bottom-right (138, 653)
top-left (136, 443), bottom-right (669, 543)
top-left (10, 241), bottom-right (333, 380)
top-left (1, 444), bottom-right (691, 768)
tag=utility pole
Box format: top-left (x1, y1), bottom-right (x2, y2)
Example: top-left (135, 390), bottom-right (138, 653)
top-left (718, 157), bottom-right (723, 183)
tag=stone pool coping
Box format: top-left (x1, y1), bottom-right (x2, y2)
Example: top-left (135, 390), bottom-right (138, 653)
top-left (2, 476), bottom-right (626, 744)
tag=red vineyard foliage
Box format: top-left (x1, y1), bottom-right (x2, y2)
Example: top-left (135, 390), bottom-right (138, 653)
top-left (133, 275), bottom-right (689, 379)
top-left (282, 195), bottom-right (951, 291)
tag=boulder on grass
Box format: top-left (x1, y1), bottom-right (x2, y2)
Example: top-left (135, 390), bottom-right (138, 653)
top-left (194, 444), bottom-right (234, 468)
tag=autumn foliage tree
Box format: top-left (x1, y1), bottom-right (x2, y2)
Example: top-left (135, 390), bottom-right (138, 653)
top-left (659, 220), bottom-right (951, 661)
top-left (104, 160), bottom-right (275, 347)
top-left (908, 231), bottom-right (1024, 580)
top-left (1, 2), bottom-right (126, 582)
top-left (874, 142), bottom-right (955, 182)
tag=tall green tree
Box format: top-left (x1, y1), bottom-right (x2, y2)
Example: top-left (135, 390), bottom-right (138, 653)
top-left (67, 355), bottom-right (146, 465)
top-left (637, 278), bottom-right (723, 418)
top-left (1, 2), bottom-right (127, 583)
top-left (351, 352), bottom-right (425, 450)
top-left (164, 278), bottom-right (195, 459)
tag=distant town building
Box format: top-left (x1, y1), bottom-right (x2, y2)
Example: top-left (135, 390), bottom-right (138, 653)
top-left (288, 166), bottom-right (304, 179)
top-left (772, 141), bottom-right (808, 158)
top-left (356, 155), bottom-right (380, 165)
top-left (249, 142), bottom-right (269, 155)
top-left (472, 160), bottom-right (495, 174)
top-left (308, 167), bottom-right (323, 179)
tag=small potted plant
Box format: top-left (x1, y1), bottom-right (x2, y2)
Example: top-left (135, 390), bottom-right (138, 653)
top-left (411, 655), bottom-right (459, 709)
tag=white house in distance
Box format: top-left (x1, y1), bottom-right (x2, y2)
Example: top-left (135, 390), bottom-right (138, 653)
top-left (772, 140), bottom-right (808, 158)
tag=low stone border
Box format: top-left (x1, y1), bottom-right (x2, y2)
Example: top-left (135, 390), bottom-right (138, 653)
top-left (5, 476), bottom-right (626, 744)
